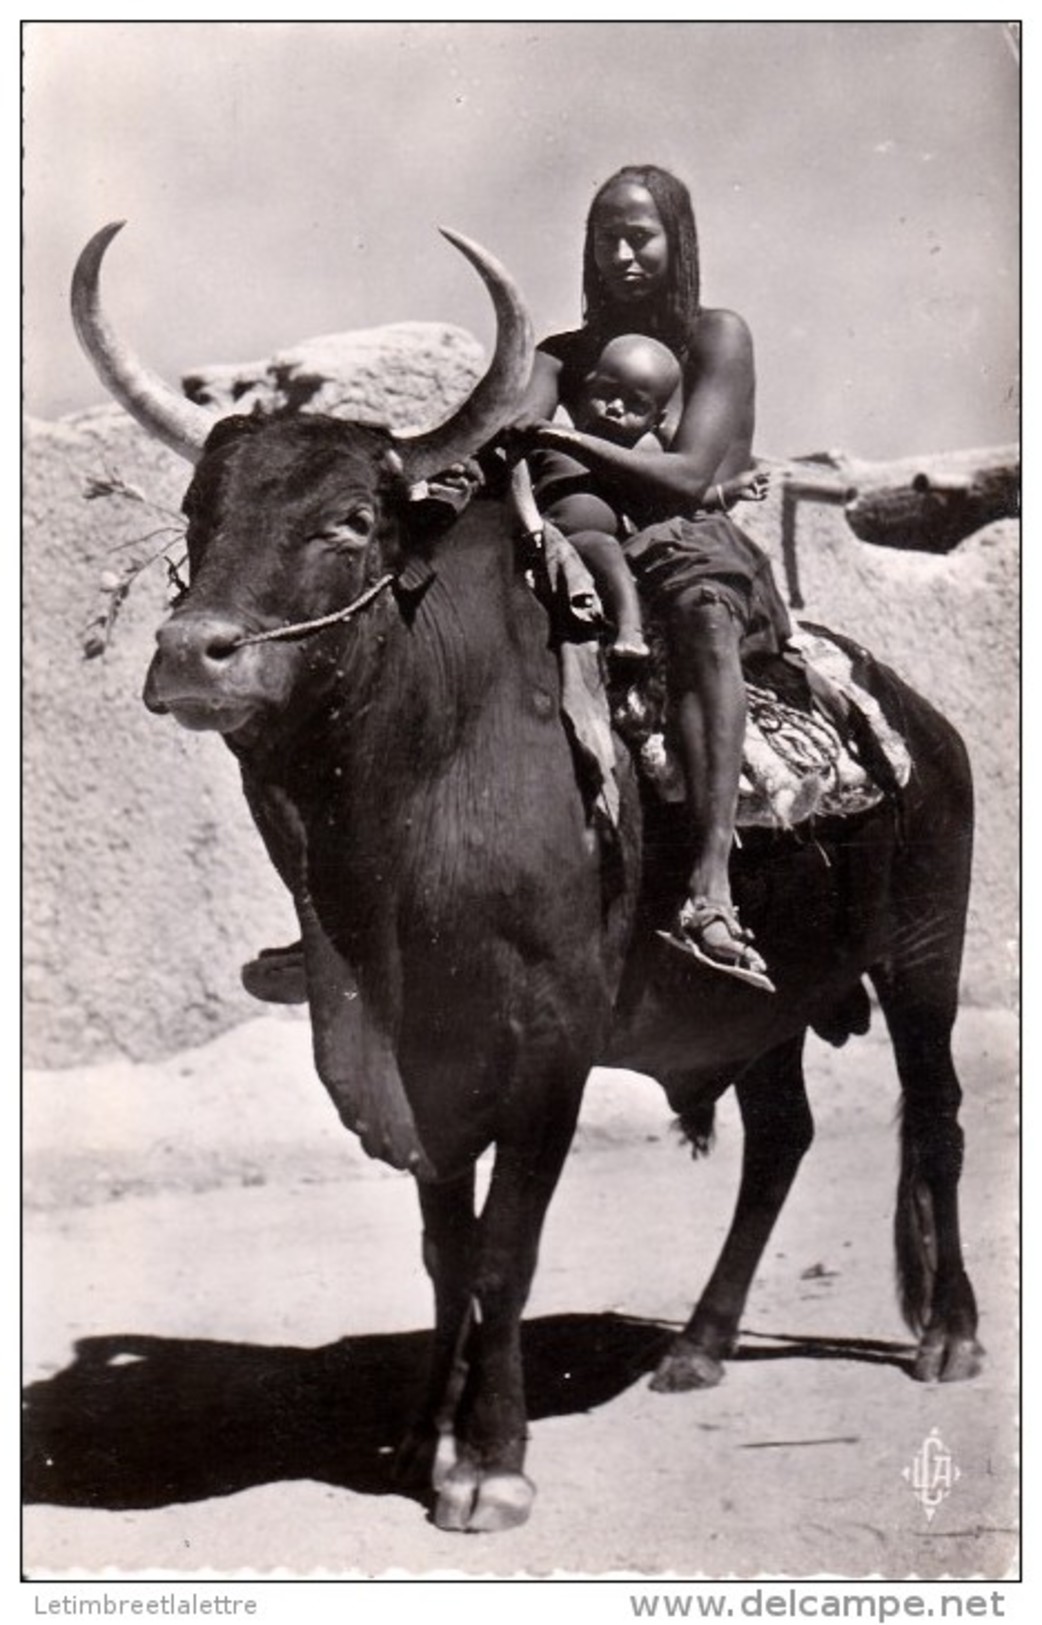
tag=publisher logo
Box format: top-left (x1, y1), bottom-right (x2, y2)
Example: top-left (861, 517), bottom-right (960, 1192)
top-left (902, 1427), bottom-right (961, 1521)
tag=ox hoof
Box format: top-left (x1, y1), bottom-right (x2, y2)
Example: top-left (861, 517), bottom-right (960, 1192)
top-left (650, 1339), bottom-right (725, 1392)
top-left (433, 1464), bottom-right (535, 1533)
top-left (913, 1334), bottom-right (984, 1385)
top-left (433, 1461), bottom-right (481, 1531)
top-left (467, 1472), bottom-right (536, 1533)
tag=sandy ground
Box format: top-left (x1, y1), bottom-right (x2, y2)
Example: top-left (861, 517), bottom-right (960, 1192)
top-left (23, 1005), bottom-right (1018, 1580)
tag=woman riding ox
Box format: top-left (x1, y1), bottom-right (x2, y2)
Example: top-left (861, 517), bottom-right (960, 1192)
top-left (507, 163), bottom-right (791, 992)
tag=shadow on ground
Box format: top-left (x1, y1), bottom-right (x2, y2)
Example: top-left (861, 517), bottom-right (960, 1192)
top-left (23, 1313), bottom-right (922, 1515)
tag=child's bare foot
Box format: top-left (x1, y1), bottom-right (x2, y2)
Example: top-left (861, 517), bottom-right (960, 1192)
top-left (609, 632), bottom-right (650, 665)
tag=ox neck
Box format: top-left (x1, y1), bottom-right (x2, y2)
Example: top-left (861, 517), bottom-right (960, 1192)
top-left (232, 498), bottom-right (549, 799)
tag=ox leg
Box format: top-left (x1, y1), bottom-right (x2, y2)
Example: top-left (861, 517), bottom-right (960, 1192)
top-left (398, 1170), bottom-right (478, 1492)
top-left (432, 1089), bottom-right (585, 1533)
top-left (872, 976), bottom-right (982, 1382)
top-left (653, 1035), bottom-right (813, 1392)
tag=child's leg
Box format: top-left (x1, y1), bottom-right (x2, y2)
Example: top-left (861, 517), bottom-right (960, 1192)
top-left (569, 530), bottom-right (649, 660)
top-left (544, 495), bottom-right (648, 660)
top-left (543, 490), bottom-right (621, 538)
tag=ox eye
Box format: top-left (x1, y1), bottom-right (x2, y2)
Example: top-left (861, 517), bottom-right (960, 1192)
top-left (314, 506), bottom-right (376, 550)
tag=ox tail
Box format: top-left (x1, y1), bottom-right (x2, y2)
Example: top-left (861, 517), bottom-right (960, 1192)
top-left (672, 1102), bottom-right (717, 1159)
top-left (661, 1071), bottom-right (720, 1159)
top-left (893, 1101), bottom-right (937, 1335)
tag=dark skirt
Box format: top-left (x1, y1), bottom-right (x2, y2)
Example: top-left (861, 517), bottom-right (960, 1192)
top-left (622, 513), bottom-right (792, 661)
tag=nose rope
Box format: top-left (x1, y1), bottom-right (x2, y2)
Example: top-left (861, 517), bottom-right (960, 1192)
top-left (231, 573), bottom-right (396, 648)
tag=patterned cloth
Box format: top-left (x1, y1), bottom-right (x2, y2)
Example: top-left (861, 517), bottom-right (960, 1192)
top-left (613, 627), bottom-right (911, 828)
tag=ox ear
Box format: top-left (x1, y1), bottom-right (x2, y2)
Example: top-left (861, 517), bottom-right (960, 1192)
top-left (380, 447), bottom-right (418, 504)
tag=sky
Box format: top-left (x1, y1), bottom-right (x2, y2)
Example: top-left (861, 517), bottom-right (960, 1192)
top-left (23, 19), bottom-right (1020, 461)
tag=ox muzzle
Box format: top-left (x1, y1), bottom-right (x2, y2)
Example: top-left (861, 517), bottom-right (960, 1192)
top-left (144, 610), bottom-right (294, 733)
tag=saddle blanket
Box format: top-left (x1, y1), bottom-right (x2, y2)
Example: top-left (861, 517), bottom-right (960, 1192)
top-left (530, 514), bottom-right (910, 833)
top-left (612, 628), bottom-right (911, 828)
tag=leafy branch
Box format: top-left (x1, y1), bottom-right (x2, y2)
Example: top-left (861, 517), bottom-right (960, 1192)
top-left (80, 473), bottom-right (188, 659)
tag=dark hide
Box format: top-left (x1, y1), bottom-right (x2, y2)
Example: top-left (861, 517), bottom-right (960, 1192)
top-left (141, 412), bottom-right (981, 1532)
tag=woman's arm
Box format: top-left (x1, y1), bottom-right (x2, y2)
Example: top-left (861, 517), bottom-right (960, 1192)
top-left (510, 348), bottom-right (565, 430)
top-left (523, 310), bottom-right (757, 518)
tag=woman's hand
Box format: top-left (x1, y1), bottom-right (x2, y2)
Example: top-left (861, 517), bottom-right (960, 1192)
top-left (499, 416), bottom-right (574, 457)
top-left (527, 421), bottom-right (581, 452)
top-left (710, 466), bottom-right (770, 512)
top-left (506, 411), bottom-right (553, 437)
top-left (733, 467), bottom-right (770, 503)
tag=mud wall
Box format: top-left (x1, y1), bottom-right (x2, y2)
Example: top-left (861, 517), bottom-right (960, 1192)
top-left (741, 483), bottom-right (1018, 1011)
top-left (24, 329), bottom-right (1017, 1067)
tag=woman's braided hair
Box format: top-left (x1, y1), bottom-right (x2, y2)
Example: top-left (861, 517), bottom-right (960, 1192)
top-left (581, 164), bottom-right (702, 373)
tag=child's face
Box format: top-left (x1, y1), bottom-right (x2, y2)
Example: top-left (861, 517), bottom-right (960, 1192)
top-left (575, 353), bottom-right (671, 445)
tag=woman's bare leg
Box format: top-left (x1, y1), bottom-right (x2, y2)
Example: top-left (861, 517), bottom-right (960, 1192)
top-left (664, 596), bottom-right (771, 987)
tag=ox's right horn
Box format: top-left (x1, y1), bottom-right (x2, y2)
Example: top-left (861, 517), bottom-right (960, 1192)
top-left (71, 222), bottom-right (216, 464)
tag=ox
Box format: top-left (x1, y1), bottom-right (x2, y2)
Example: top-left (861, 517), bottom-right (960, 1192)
top-left (72, 223), bottom-right (981, 1533)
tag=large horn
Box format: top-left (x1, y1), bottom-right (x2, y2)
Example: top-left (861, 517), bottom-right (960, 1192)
top-left (71, 222), bottom-right (216, 463)
top-left (399, 228), bottom-right (533, 481)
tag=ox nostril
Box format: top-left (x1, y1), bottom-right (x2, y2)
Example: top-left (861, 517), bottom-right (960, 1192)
top-left (156, 616), bottom-right (249, 668)
top-left (202, 627), bottom-right (242, 663)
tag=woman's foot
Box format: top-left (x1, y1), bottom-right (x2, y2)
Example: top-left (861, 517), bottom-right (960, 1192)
top-left (657, 897), bottom-right (775, 992)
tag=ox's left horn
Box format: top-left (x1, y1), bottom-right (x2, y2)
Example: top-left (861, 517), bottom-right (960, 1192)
top-left (71, 222), bottom-right (217, 464)
top-left (398, 228), bottom-right (533, 481)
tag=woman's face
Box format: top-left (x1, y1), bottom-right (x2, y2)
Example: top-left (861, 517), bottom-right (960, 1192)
top-left (590, 182), bottom-right (670, 307)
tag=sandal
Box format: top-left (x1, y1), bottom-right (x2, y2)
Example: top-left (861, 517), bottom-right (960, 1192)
top-left (656, 897), bottom-right (776, 993)
top-left (241, 940), bottom-right (308, 1004)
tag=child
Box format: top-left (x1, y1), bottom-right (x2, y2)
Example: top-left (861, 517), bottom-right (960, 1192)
top-left (532, 333), bottom-right (767, 662)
